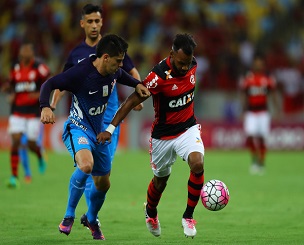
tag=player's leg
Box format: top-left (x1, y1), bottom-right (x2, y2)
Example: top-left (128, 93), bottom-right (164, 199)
top-left (83, 125), bottom-right (119, 207)
top-left (8, 132), bottom-right (22, 187)
top-left (257, 136), bottom-right (266, 168)
top-left (26, 118), bottom-right (46, 174)
top-left (59, 149), bottom-right (92, 236)
top-left (244, 112), bottom-right (260, 174)
top-left (256, 112), bottom-right (271, 175)
top-left (176, 124), bottom-right (205, 238)
top-left (144, 174), bottom-right (168, 237)
top-left (59, 124), bottom-right (93, 235)
top-left (81, 174), bottom-right (109, 240)
top-left (37, 123), bottom-right (47, 173)
top-left (19, 134), bottom-right (31, 182)
top-left (144, 138), bottom-right (175, 237)
top-left (81, 143), bottom-right (111, 240)
top-left (7, 115), bottom-right (25, 188)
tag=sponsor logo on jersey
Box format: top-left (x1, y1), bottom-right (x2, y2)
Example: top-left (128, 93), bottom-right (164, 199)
top-left (103, 86), bottom-right (109, 96)
top-left (78, 58), bottom-right (86, 63)
top-left (15, 81), bottom-right (37, 92)
top-left (168, 91), bottom-right (194, 108)
top-left (165, 70), bottom-right (173, 79)
top-left (89, 90), bottom-right (98, 95)
top-left (196, 137), bottom-right (202, 144)
top-left (89, 104), bottom-right (107, 116)
top-left (146, 73), bottom-right (158, 89)
top-left (249, 86), bottom-right (267, 96)
top-left (78, 136), bottom-right (89, 145)
top-left (70, 118), bottom-right (88, 131)
top-left (172, 84), bottom-right (178, 90)
top-left (190, 74), bottom-right (195, 84)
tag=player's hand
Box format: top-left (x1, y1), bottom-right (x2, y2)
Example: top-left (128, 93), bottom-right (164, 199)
top-left (40, 107), bottom-right (55, 124)
top-left (96, 131), bottom-right (112, 144)
top-left (135, 84), bottom-right (150, 98)
top-left (133, 102), bottom-right (144, 111)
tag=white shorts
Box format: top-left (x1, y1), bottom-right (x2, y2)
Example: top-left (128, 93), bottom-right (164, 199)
top-left (149, 124), bottom-right (205, 177)
top-left (244, 111), bottom-right (270, 137)
top-left (8, 115), bottom-right (42, 141)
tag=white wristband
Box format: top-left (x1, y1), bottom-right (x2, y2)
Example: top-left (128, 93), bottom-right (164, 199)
top-left (105, 124), bottom-right (116, 135)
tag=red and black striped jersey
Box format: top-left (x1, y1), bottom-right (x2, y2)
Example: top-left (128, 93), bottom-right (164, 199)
top-left (239, 71), bottom-right (276, 112)
top-left (142, 57), bottom-right (197, 140)
top-left (10, 59), bottom-right (50, 117)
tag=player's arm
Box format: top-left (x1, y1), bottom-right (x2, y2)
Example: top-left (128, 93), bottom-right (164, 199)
top-left (40, 71), bottom-right (76, 124)
top-left (128, 67), bottom-right (144, 111)
top-left (118, 69), bottom-right (150, 98)
top-left (96, 91), bottom-right (148, 144)
top-left (40, 78), bottom-right (57, 124)
top-left (50, 89), bottom-right (66, 110)
top-left (50, 56), bottom-right (73, 110)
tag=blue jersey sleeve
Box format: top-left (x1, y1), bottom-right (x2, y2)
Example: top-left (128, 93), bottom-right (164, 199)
top-left (40, 65), bottom-right (87, 109)
top-left (122, 53), bottom-right (135, 73)
top-left (117, 69), bottom-right (140, 88)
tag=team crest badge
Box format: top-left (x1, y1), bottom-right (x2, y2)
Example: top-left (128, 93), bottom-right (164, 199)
top-left (78, 136), bottom-right (89, 145)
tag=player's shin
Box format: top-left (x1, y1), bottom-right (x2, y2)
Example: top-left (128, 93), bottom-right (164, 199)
top-left (183, 171), bottom-right (204, 218)
top-left (87, 183), bottom-right (107, 224)
top-left (65, 168), bottom-right (89, 217)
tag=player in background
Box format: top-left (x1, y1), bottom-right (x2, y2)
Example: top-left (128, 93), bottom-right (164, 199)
top-left (49, 4), bottom-right (143, 233)
top-left (239, 55), bottom-right (280, 175)
top-left (40, 34), bottom-right (150, 240)
top-left (2, 42), bottom-right (50, 188)
top-left (19, 134), bottom-right (31, 182)
top-left (97, 33), bottom-right (205, 239)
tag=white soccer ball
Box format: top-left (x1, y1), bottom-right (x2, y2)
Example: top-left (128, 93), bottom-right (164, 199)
top-left (201, 179), bottom-right (230, 211)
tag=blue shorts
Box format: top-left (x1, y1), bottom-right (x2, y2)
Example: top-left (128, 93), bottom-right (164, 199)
top-left (103, 122), bottom-right (120, 162)
top-left (62, 121), bottom-right (111, 176)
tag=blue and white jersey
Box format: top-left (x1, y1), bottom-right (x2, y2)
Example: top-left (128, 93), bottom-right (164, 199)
top-left (63, 40), bottom-right (135, 123)
top-left (40, 56), bottom-right (139, 141)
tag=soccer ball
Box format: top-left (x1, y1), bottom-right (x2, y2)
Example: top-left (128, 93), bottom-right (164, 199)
top-left (201, 179), bottom-right (230, 211)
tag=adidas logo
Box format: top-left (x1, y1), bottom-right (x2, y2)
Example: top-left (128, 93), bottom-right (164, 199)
top-left (172, 84), bottom-right (178, 90)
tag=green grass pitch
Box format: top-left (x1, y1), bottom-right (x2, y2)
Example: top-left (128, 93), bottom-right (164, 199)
top-left (0, 149), bottom-right (303, 244)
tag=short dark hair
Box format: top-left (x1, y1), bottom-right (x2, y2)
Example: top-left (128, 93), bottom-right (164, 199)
top-left (96, 34), bottom-right (128, 57)
top-left (172, 33), bottom-right (197, 55)
top-left (81, 4), bottom-right (102, 18)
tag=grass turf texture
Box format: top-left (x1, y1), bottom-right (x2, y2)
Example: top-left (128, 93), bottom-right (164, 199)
top-left (0, 149), bottom-right (303, 244)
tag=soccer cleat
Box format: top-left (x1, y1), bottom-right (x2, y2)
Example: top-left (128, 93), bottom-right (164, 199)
top-left (182, 218), bottom-right (197, 238)
top-left (250, 164), bottom-right (265, 176)
top-left (38, 158), bottom-right (46, 174)
top-left (59, 217), bottom-right (74, 235)
top-left (24, 175), bottom-right (32, 184)
top-left (6, 176), bottom-right (20, 188)
top-left (144, 202), bottom-right (161, 237)
top-left (80, 214), bottom-right (105, 240)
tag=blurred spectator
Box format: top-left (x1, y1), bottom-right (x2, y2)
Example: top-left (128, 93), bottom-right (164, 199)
top-left (274, 58), bottom-right (304, 120)
top-left (0, 0), bottom-right (303, 121)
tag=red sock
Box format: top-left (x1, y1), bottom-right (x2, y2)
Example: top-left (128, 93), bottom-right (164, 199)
top-left (10, 148), bottom-right (19, 177)
top-left (147, 179), bottom-right (162, 212)
top-left (247, 136), bottom-right (256, 155)
top-left (187, 171), bottom-right (204, 207)
top-left (258, 137), bottom-right (266, 165)
top-left (183, 171), bottom-right (204, 218)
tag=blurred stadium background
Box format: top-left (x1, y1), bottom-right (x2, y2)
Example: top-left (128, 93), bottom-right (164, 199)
top-left (0, 0), bottom-right (304, 151)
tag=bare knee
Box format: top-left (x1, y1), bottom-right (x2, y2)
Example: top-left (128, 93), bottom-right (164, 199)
top-left (80, 164), bottom-right (93, 174)
top-left (93, 174), bottom-right (111, 192)
top-left (188, 152), bottom-right (204, 174)
top-left (75, 149), bottom-right (94, 174)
